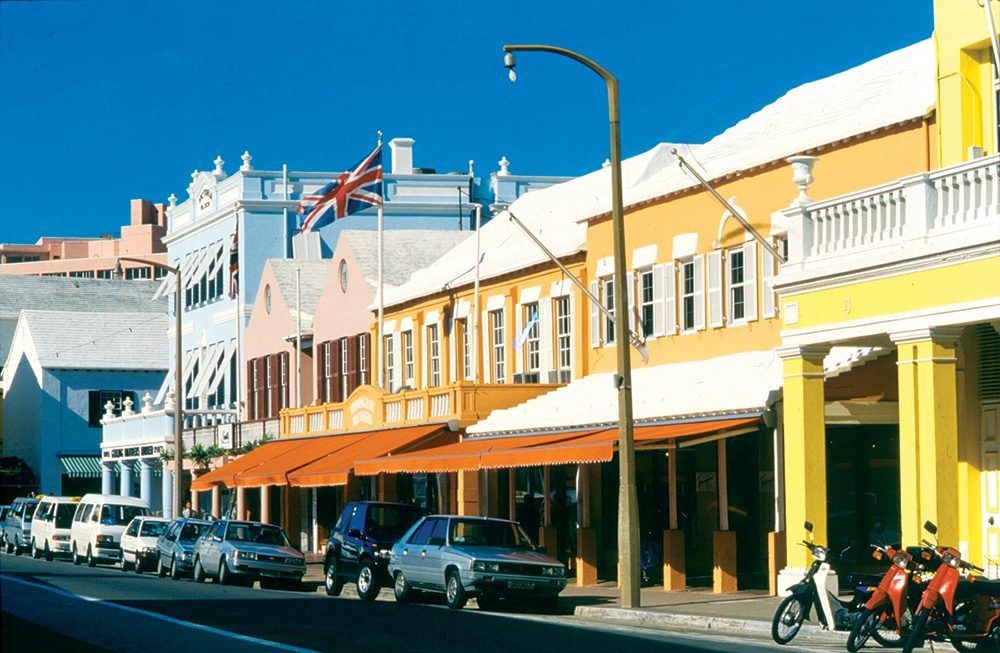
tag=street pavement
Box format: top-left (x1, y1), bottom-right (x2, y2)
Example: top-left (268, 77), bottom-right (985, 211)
top-left (300, 555), bottom-right (849, 644)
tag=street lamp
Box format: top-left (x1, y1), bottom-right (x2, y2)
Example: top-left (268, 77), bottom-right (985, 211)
top-left (115, 257), bottom-right (184, 519)
top-left (503, 44), bottom-right (641, 608)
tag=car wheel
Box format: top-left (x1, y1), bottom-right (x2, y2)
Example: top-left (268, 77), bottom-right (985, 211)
top-left (324, 558), bottom-right (344, 597)
top-left (30, 539), bottom-right (41, 559)
top-left (14, 536), bottom-right (23, 556)
top-left (193, 557), bottom-right (206, 583)
top-left (477, 593), bottom-right (500, 611)
top-left (218, 558), bottom-right (231, 586)
top-left (393, 570), bottom-right (414, 603)
top-left (157, 556), bottom-right (167, 578)
top-left (135, 556), bottom-right (145, 574)
top-left (171, 557), bottom-right (181, 581)
top-left (357, 560), bottom-right (380, 601)
top-left (4, 537), bottom-right (12, 554)
top-left (44, 542), bottom-right (52, 562)
top-left (445, 570), bottom-right (468, 610)
top-left (86, 546), bottom-right (96, 568)
top-left (72, 543), bottom-right (81, 565)
top-left (121, 553), bottom-right (131, 572)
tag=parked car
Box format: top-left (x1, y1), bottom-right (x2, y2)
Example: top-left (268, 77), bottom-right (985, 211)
top-left (156, 518), bottom-right (213, 580)
top-left (30, 495), bottom-right (80, 560)
top-left (3, 496), bottom-right (39, 555)
top-left (323, 501), bottom-right (427, 600)
top-left (120, 516), bottom-right (169, 573)
top-left (388, 515), bottom-right (567, 611)
top-left (192, 520), bottom-right (305, 589)
top-left (70, 493), bottom-right (151, 566)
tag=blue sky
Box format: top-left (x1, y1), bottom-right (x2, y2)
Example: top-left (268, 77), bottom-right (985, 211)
top-left (0, 0), bottom-right (933, 245)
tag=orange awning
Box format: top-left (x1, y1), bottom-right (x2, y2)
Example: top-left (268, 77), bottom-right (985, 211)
top-left (231, 432), bottom-right (371, 488)
top-left (287, 423), bottom-right (450, 487)
top-left (190, 437), bottom-right (313, 491)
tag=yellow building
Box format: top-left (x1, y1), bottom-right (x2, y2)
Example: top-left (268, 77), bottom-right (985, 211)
top-left (776, 0), bottom-right (1000, 577)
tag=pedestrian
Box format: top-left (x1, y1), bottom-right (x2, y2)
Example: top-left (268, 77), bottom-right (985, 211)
top-left (182, 501), bottom-right (193, 518)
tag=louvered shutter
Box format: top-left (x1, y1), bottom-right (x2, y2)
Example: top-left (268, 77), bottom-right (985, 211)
top-left (743, 241), bottom-right (758, 322)
top-left (661, 263), bottom-right (676, 335)
top-left (481, 310), bottom-right (491, 384)
top-left (693, 255), bottom-right (706, 331)
top-left (589, 280), bottom-right (601, 348)
top-left (761, 246), bottom-right (776, 319)
top-left (346, 336), bottom-right (359, 396)
top-left (707, 250), bottom-right (723, 328)
top-left (331, 341), bottom-right (342, 402)
top-left (538, 298), bottom-right (553, 377)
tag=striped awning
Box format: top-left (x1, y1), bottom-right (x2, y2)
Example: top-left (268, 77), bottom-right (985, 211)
top-left (58, 455), bottom-right (103, 478)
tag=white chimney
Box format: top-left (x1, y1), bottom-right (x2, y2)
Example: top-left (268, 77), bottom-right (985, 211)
top-left (390, 138), bottom-right (415, 175)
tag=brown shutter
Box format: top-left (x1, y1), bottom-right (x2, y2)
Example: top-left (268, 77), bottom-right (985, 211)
top-left (346, 336), bottom-right (359, 396)
top-left (331, 340), bottom-right (342, 402)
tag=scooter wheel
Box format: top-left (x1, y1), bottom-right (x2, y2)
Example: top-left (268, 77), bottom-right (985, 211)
top-left (848, 607), bottom-right (880, 652)
top-left (772, 594), bottom-right (807, 645)
top-left (902, 607), bottom-right (930, 653)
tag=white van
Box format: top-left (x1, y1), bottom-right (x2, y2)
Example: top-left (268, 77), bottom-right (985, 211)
top-left (70, 494), bottom-right (150, 567)
top-left (30, 495), bottom-right (80, 561)
top-left (3, 496), bottom-right (39, 555)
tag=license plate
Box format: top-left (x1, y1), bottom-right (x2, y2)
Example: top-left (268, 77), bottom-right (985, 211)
top-left (260, 571), bottom-right (280, 578)
top-left (508, 580), bottom-right (535, 590)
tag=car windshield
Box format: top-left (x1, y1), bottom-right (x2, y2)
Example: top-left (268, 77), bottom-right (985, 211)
top-left (179, 523), bottom-right (209, 542)
top-left (54, 503), bottom-right (77, 529)
top-left (101, 505), bottom-right (148, 526)
top-left (226, 524), bottom-right (288, 546)
top-left (140, 521), bottom-right (167, 537)
top-left (449, 519), bottom-right (535, 549)
top-left (367, 506), bottom-right (425, 540)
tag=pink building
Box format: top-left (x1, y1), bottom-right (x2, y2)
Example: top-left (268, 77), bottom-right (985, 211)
top-left (0, 199), bottom-right (168, 279)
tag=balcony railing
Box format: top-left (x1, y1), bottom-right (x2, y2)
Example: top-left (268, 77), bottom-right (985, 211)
top-left (103, 409), bottom-right (278, 455)
top-left (281, 381), bottom-right (562, 437)
top-left (782, 154), bottom-right (1000, 277)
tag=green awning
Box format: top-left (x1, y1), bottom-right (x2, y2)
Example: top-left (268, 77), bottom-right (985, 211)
top-left (58, 455), bottom-right (103, 478)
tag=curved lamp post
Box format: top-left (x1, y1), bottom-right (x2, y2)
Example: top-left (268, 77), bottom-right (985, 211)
top-left (116, 257), bottom-right (183, 519)
top-left (503, 44), bottom-right (640, 608)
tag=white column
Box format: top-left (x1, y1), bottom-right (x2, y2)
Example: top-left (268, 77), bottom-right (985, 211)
top-left (102, 461), bottom-right (116, 495)
top-left (120, 461), bottom-right (134, 497)
top-left (139, 459), bottom-right (155, 507)
top-left (162, 469), bottom-right (174, 519)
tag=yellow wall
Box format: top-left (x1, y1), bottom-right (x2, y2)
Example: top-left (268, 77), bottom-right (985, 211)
top-left (935, 0), bottom-right (1000, 165)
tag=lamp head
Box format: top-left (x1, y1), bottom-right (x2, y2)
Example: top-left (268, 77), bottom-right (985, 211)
top-left (112, 260), bottom-right (124, 280)
top-left (503, 51), bottom-right (517, 82)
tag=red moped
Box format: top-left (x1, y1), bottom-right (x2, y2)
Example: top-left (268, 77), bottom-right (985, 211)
top-left (902, 521), bottom-right (1000, 653)
top-left (848, 542), bottom-right (931, 651)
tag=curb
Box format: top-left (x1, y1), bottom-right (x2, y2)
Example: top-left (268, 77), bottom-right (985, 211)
top-left (573, 606), bottom-right (849, 642)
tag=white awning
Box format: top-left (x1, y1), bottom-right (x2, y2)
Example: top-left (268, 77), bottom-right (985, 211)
top-left (189, 342), bottom-right (223, 399)
top-left (154, 347), bottom-right (201, 405)
top-left (190, 340), bottom-right (236, 399)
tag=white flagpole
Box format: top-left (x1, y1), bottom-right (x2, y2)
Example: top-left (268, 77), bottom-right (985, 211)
top-left (473, 204), bottom-right (482, 384)
top-left (233, 204), bottom-right (243, 422)
top-left (296, 266), bottom-right (302, 408)
top-left (377, 131), bottom-right (385, 389)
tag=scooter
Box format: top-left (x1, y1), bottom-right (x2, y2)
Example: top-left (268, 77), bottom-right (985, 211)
top-left (771, 521), bottom-right (877, 645)
top-left (848, 542), bottom-right (932, 651)
top-left (902, 521), bottom-right (1000, 653)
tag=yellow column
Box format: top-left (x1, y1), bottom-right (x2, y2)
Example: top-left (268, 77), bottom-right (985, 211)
top-left (893, 328), bottom-right (962, 546)
top-left (456, 470), bottom-right (480, 516)
top-left (777, 345), bottom-right (829, 569)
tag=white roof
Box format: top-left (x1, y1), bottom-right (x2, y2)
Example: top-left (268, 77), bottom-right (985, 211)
top-left (466, 346), bottom-right (877, 436)
top-left (384, 39), bottom-right (935, 309)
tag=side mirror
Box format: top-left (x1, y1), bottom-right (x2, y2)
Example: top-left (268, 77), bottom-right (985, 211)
top-left (804, 521), bottom-right (813, 533)
top-left (924, 521), bottom-right (937, 535)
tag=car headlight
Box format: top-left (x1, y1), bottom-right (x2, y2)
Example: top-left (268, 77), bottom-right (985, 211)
top-left (53, 534), bottom-right (70, 542)
top-left (235, 550), bottom-right (257, 560)
top-left (143, 547), bottom-right (156, 554)
top-left (96, 535), bottom-right (114, 545)
top-left (180, 551), bottom-right (192, 560)
top-left (473, 561), bottom-right (502, 573)
top-left (375, 549), bottom-right (392, 559)
top-left (541, 566), bottom-right (565, 577)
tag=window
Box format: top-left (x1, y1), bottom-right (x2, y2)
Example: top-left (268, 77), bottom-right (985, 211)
top-left (322, 342), bottom-right (333, 402)
top-left (339, 259), bottom-right (349, 291)
top-left (265, 356), bottom-right (273, 414)
top-left (604, 278), bottom-right (616, 345)
top-left (385, 335), bottom-right (396, 392)
top-left (490, 309), bottom-right (506, 383)
top-left (428, 324), bottom-right (441, 387)
top-left (555, 296), bottom-right (572, 379)
top-left (125, 267), bottom-right (151, 280)
top-left (88, 390), bottom-right (136, 427)
top-left (250, 359), bottom-right (260, 418)
top-left (728, 248), bottom-right (746, 322)
top-left (280, 351), bottom-right (289, 409)
top-left (725, 242), bottom-right (757, 324)
top-left (70, 270), bottom-right (94, 278)
top-left (639, 269), bottom-right (655, 337)
top-left (518, 303), bottom-right (539, 383)
top-left (340, 339), bottom-right (349, 399)
top-left (681, 260), bottom-right (697, 331)
top-left (403, 331), bottom-right (414, 387)
top-left (359, 334), bottom-right (368, 386)
top-left (460, 318), bottom-right (472, 380)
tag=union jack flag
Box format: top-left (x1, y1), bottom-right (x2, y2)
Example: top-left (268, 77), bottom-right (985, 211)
top-left (298, 145), bottom-right (383, 233)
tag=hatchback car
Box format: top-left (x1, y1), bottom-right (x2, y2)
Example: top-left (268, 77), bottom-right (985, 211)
top-left (120, 516), bottom-right (169, 573)
top-left (323, 501), bottom-right (426, 600)
top-left (157, 518), bottom-right (213, 580)
top-left (388, 515), bottom-right (567, 610)
top-left (192, 520), bottom-right (305, 589)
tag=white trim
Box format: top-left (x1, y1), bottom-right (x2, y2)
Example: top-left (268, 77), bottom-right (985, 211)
top-left (400, 316), bottom-right (414, 331)
top-left (425, 310), bottom-right (440, 325)
top-left (519, 286), bottom-right (541, 304)
top-left (550, 280), bottom-right (573, 297)
top-left (631, 244), bottom-right (658, 270)
top-left (596, 256), bottom-right (615, 278)
top-left (672, 233), bottom-right (698, 260)
top-left (486, 294), bottom-right (505, 311)
top-left (453, 300), bottom-right (470, 320)
top-left (383, 319), bottom-right (397, 335)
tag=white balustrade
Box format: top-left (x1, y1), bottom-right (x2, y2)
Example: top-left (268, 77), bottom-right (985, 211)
top-left (406, 397), bottom-right (424, 421)
top-left (430, 393), bottom-right (451, 417)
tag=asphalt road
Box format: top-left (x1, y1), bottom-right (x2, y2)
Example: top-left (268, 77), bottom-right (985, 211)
top-left (0, 552), bottom-right (842, 652)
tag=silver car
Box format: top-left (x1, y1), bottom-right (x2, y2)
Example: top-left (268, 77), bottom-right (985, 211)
top-left (192, 520), bottom-right (305, 589)
top-left (388, 515), bottom-right (567, 611)
top-left (156, 518), bottom-right (213, 580)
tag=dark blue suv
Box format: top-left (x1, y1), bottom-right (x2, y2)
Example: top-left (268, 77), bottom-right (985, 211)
top-left (323, 501), bottom-right (426, 600)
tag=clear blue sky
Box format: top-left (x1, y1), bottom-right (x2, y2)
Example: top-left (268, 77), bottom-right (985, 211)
top-left (0, 0), bottom-right (933, 245)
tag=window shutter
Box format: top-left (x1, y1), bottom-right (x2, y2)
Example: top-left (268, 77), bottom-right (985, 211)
top-left (347, 336), bottom-right (359, 396)
top-left (538, 298), bottom-right (553, 375)
top-left (707, 250), bottom-right (723, 328)
top-left (269, 354), bottom-right (281, 417)
top-left (481, 310), bottom-right (491, 384)
top-left (661, 263), bottom-right (676, 335)
top-left (448, 318), bottom-right (457, 383)
top-left (89, 390), bottom-right (102, 428)
top-left (693, 254), bottom-right (706, 331)
top-left (279, 351), bottom-right (290, 410)
top-left (514, 305), bottom-right (525, 374)
top-left (627, 272), bottom-right (637, 334)
top-left (420, 325), bottom-right (428, 389)
top-left (652, 264), bottom-right (665, 337)
top-left (331, 342), bottom-right (342, 402)
top-left (743, 241), bottom-right (758, 322)
top-left (589, 280), bottom-right (601, 348)
top-left (761, 246), bottom-right (776, 319)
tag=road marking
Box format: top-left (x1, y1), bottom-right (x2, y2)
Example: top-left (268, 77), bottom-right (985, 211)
top-left (1, 574), bottom-right (321, 653)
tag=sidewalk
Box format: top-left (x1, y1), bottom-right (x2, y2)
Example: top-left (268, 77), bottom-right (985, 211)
top-left (301, 556), bottom-right (848, 643)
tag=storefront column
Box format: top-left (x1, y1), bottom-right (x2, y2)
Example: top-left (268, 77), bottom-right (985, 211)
top-left (893, 328), bottom-right (962, 547)
top-left (139, 459), bottom-right (156, 510)
top-left (236, 486), bottom-right (246, 521)
top-left (120, 461), bottom-right (134, 497)
top-left (456, 470), bottom-right (480, 516)
top-left (161, 468), bottom-right (174, 519)
top-left (211, 485), bottom-right (221, 519)
top-left (575, 464), bottom-right (598, 586)
top-left (260, 487), bottom-right (271, 524)
top-left (663, 446), bottom-right (685, 590)
top-left (539, 467), bottom-right (557, 553)
top-left (102, 461), bottom-right (116, 495)
top-left (776, 345), bottom-right (829, 588)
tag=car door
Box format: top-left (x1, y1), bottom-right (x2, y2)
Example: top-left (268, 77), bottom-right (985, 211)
top-left (160, 522), bottom-right (179, 567)
top-left (122, 520), bottom-right (140, 563)
top-left (397, 518), bottom-right (436, 586)
top-left (339, 505), bottom-right (365, 580)
top-left (199, 521), bottom-right (225, 575)
top-left (422, 518), bottom-right (451, 588)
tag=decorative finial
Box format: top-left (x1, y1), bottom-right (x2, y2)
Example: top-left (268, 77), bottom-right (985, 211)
top-left (469, 160), bottom-right (475, 176)
top-left (240, 151), bottom-right (253, 171)
top-left (168, 193), bottom-right (177, 207)
top-left (787, 156), bottom-right (819, 207)
top-left (213, 156), bottom-right (226, 180)
top-left (498, 156), bottom-right (510, 176)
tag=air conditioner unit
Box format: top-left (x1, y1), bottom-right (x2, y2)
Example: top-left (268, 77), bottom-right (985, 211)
top-left (548, 370), bottom-right (571, 383)
top-left (513, 373), bottom-right (525, 384)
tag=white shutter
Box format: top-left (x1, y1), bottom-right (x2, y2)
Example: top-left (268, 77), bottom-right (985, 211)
top-left (627, 272), bottom-right (637, 334)
top-left (589, 280), bottom-right (601, 348)
top-left (743, 241), bottom-right (758, 322)
top-left (660, 263), bottom-right (676, 335)
top-left (393, 332), bottom-right (402, 387)
top-left (707, 250), bottom-right (723, 328)
top-left (693, 254), bottom-right (706, 331)
top-left (761, 246), bottom-right (776, 319)
top-left (421, 325), bottom-right (428, 388)
top-left (481, 310), bottom-right (491, 384)
top-left (448, 318), bottom-right (457, 383)
top-left (514, 305), bottom-right (524, 374)
top-left (539, 298), bottom-right (553, 376)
